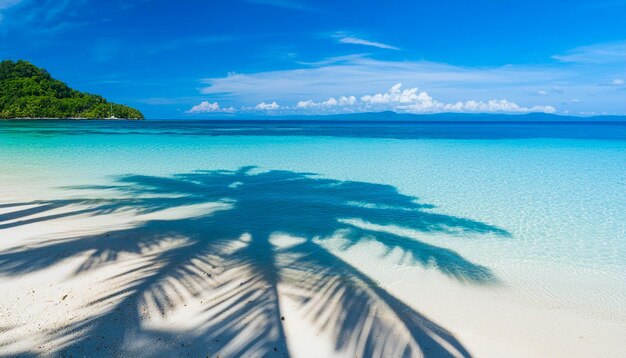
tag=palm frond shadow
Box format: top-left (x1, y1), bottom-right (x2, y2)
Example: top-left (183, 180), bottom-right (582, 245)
top-left (0, 167), bottom-right (510, 357)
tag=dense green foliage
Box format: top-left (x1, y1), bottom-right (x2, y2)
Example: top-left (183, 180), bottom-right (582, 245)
top-left (0, 60), bottom-right (143, 119)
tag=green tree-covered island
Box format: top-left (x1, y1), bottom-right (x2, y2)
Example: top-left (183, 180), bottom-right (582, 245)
top-left (0, 60), bottom-right (143, 119)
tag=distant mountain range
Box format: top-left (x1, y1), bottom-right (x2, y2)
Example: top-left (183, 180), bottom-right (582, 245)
top-left (248, 111), bottom-right (626, 122)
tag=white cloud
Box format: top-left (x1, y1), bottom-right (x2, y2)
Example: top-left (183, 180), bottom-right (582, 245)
top-left (296, 95), bottom-right (356, 108)
top-left (407, 97), bottom-right (557, 114)
top-left (186, 101), bottom-right (235, 114)
top-left (295, 100), bottom-right (316, 109)
top-left (446, 100), bottom-right (556, 114)
top-left (199, 43), bottom-right (626, 115)
top-left (361, 83), bottom-right (429, 104)
top-left (291, 83), bottom-right (556, 114)
top-left (358, 83), bottom-right (556, 114)
top-left (552, 41), bottom-right (626, 64)
top-left (336, 35), bottom-right (400, 50)
top-left (255, 101), bottom-right (280, 110)
top-left (200, 57), bottom-right (566, 105)
top-left (612, 78), bottom-right (624, 86)
top-left (338, 95), bottom-right (357, 105)
top-left (537, 90), bottom-right (547, 95)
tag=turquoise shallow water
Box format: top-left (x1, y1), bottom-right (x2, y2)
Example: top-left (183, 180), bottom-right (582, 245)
top-left (1, 121), bottom-right (625, 274)
top-left (0, 120), bottom-right (625, 355)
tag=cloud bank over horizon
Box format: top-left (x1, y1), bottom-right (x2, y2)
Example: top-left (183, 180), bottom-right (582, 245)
top-left (187, 83), bottom-right (557, 115)
top-left (186, 41), bottom-right (626, 116)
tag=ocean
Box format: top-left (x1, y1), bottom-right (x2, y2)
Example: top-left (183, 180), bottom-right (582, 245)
top-left (1, 119), bottom-right (625, 357)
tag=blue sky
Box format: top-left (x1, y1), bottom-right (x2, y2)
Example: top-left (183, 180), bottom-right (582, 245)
top-left (1, 0), bottom-right (625, 118)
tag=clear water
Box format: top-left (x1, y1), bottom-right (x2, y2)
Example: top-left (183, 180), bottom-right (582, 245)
top-left (1, 120), bottom-right (625, 356)
top-left (1, 119), bottom-right (625, 285)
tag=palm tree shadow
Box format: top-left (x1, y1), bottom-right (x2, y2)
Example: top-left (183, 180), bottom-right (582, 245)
top-left (0, 166), bottom-right (510, 357)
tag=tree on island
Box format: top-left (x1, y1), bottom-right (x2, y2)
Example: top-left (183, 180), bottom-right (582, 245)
top-left (0, 60), bottom-right (143, 119)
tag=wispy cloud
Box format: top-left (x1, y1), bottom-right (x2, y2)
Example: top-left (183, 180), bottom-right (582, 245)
top-left (198, 44), bottom-right (626, 115)
top-left (0, 0), bottom-right (23, 9)
top-left (0, 0), bottom-right (23, 23)
top-left (245, 0), bottom-right (316, 11)
top-left (333, 33), bottom-right (399, 50)
top-left (87, 35), bottom-right (237, 62)
top-left (0, 0), bottom-right (79, 33)
top-left (296, 53), bottom-right (370, 67)
top-left (19, 0), bottom-right (72, 24)
top-left (200, 57), bottom-right (563, 103)
top-left (552, 41), bottom-right (626, 64)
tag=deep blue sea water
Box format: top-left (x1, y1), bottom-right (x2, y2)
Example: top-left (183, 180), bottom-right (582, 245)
top-left (1, 120), bottom-right (625, 140)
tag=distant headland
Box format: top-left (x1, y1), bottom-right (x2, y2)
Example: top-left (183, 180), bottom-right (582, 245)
top-left (0, 60), bottom-right (143, 120)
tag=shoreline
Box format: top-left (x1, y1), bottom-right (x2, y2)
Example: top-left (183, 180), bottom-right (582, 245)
top-left (1, 124), bottom-right (624, 357)
top-left (1, 185), bottom-right (624, 357)
top-left (0, 117), bottom-right (143, 120)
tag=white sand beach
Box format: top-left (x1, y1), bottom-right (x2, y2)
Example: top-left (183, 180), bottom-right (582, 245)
top-left (1, 165), bottom-right (624, 357)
